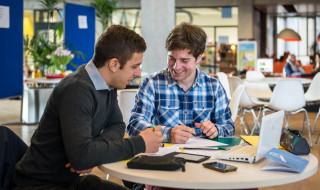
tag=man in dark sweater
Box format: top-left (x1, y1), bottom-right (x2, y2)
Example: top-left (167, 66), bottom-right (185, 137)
top-left (13, 25), bottom-right (163, 190)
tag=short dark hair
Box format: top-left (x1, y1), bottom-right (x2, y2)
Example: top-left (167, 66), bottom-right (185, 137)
top-left (92, 25), bottom-right (146, 69)
top-left (165, 22), bottom-right (207, 58)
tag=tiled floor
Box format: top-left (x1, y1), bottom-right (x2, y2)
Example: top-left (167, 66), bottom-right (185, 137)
top-left (1, 98), bottom-right (320, 189)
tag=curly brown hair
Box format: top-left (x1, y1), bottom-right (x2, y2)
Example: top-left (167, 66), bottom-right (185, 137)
top-left (92, 25), bottom-right (146, 69)
top-left (165, 22), bottom-right (207, 58)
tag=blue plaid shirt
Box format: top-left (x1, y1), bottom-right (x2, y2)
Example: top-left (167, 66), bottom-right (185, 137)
top-left (127, 68), bottom-right (235, 142)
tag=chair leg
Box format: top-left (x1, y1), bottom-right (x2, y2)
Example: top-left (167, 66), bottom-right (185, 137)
top-left (250, 109), bottom-right (261, 136)
top-left (303, 109), bottom-right (312, 147)
top-left (312, 107), bottom-right (320, 134)
top-left (284, 113), bottom-right (291, 129)
top-left (239, 109), bottom-right (249, 135)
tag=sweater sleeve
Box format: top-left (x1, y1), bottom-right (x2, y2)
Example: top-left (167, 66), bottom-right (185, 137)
top-left (58, 83), bottom-right (145, 170)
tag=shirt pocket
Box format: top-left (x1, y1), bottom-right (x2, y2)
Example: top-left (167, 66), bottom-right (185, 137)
top-left (158, 99), bottom-right (179, 127)
top-left (193, 101), bottom-right (213, 123)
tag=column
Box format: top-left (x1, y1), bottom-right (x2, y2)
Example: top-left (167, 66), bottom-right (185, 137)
top-left (141, 0), bottom-right (175, 74)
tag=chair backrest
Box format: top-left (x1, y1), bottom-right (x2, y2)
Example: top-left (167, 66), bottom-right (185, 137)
top-left (228, 76), bottom-right (257, 108)
top-left (118, 89), bottom-right (139, 126)
top-left (217, 72), bottom-right (231, 100)
top-left (246, 70), bottom-right (265, 81)
top-left (229, 85), bottom-right (246, 122)
top-left (305, 72), bottom-right (320, 102)
top-left (268, 80), bottom-right (306, 111)
top-left (0, 126), bottom-right (28, 190)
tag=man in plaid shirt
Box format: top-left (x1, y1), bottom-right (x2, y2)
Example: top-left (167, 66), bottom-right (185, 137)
top-left (127, 22), bottom-right (234, 144)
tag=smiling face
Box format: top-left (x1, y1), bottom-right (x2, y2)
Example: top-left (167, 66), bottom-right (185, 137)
top-left (167, 49), bottom-right (202, 89)
top-left (111, 52), bottom-right (143, 89)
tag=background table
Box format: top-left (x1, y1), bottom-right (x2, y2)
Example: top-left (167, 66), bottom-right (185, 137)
top-left (244, 77), bottom-right (312, 85)
top-left (21, 78), bottom-right (62, 124)
top-left (99, 154), bottom-right (318, 189)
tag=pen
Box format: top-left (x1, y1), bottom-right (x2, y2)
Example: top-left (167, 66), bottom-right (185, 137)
top-left (178, 120), bottom-right (196, 137)
top-left (179, 147), bottom-right (228, 151)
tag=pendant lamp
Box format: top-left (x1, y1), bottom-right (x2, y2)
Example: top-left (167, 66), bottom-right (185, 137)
top-left (277, 29), bottom-right (301, 41)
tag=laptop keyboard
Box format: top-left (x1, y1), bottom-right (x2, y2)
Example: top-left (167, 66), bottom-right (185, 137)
top-left (224, 145), bottom-right (257, 157)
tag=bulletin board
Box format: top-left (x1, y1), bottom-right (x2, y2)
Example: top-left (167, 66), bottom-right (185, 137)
top-left (0, 0), bottom-right (23, 98)
top-left (64, 3), bottom-right (95, 71)
top-left (237, 41), bottom-right (257, 72)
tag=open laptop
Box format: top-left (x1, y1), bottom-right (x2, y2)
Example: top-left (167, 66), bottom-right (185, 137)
top-left (217, 110), bottom-right (285, 164)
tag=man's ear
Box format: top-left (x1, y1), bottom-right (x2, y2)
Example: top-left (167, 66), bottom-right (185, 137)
top-left (108, 58), bottom-right (120, 72)
top-left (196, 54), bottom-right (203, 64)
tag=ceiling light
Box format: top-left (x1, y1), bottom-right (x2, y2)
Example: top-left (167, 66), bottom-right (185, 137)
top-left (277, 29), bottom-right (301, 41)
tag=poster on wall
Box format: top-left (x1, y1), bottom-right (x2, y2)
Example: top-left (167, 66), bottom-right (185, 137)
top-left (237, 41), bottom-right (257, 72)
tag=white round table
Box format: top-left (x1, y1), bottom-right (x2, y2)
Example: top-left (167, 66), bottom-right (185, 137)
top-left (244, 77), bottom-right (312, 85)
top-left (98, 154), bottom-right (318, 189)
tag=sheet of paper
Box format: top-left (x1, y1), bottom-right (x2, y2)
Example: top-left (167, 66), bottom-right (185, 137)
top-left (241, 135), bottom-right (284, 149)
top-left (151, 137), bottom-right (227, 157)
top-left (149, 147), bottom-right (180, 156)
top-left (78, 15), bottom-right (88, 29)
top-left (0, 6), bottom-right (10, 28)
top-left (171, 137), bottom-right (227, 148)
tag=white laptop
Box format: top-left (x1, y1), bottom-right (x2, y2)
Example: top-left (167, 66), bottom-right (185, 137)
top-left (217, 110), bottom-right (285, 164)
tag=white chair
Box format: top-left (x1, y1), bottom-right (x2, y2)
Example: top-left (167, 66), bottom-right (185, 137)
top-left (217, 72), bottom-right (231, 100)
top-left (246, 70), bottom-right (265, 81)
top-left (304, 72), bottom-right (320, 143)
top-left (245, 71), bottom-right (273, 100)
top-left (229, 76), bottom-right (268, 135)
top-left (118, 89), bottom-right (139, 126)
top-left (229, 85), bottom-right (245, 122)
top-left (263, 80), bottom-right (312, 147)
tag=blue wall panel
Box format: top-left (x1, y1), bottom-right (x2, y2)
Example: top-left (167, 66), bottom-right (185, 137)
top-left (0, 0), bottom-right (23, 98)
top-left (65, 3), bottom-right (95, 71)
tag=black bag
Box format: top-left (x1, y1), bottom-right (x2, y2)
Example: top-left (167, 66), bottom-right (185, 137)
top-left (280, 128), bottom-right (310, 155)
top-left (127, 155), bottom-right (186, 172)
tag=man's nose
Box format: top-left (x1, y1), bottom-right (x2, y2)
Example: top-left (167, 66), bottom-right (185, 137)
top-left (134, 67), bottom-right (141, 77)
top-left (172, 61), bottom-right (181, 69)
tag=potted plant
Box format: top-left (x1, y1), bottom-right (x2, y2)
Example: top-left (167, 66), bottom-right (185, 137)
top-left (90, 0), bottom-right (118, 30)
top-left (24, 34), bottom-right (59, 76)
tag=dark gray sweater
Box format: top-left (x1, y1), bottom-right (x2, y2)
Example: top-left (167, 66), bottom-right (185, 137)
top-left (14, 65), bottom-right (145, 186)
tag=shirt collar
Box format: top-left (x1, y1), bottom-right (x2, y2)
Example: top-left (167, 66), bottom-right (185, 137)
top-left (85, 60), bottom-right (112, 90)
top-left (166, 68), bottom-right (203, 88)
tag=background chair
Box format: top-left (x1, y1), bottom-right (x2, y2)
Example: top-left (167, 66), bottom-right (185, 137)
top-left (263, 80), bottom-right (312, 147)
top-left (229, 85), bottom-right (245, 122)
top-left (118, 89), bottom-right (139, 126)
top-left (229, 76), bottom-right (268, 135)
top-left (245, 70), bottom-right (265, 81)
top-left (217, 72), bottom-right (231, 100)
top-left (245, 71), bottom-right (273, 100)
top-left (304, 72), bottom-right (320, 143)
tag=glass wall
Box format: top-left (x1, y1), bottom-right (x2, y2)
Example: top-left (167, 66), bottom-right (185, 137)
top-left (276, 16), bottom-right (319, 63)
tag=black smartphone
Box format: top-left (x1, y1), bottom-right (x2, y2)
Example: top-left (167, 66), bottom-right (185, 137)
top-left (202, 161), bottom-right (237, 173)
top-left (165, 152), bottom-right (210, 163)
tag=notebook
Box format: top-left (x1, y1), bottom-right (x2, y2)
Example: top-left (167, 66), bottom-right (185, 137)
top-left (217, 110), bottom-right (285, 164)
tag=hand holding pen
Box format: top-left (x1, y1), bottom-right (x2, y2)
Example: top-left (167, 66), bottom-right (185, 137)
top-left (140, 125), bottom-right (163, 153)
top-left (169, 120), bottom-right (196, 144)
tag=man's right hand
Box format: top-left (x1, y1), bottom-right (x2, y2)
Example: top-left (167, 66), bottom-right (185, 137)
top-left (170, 125), bottom-right (195, 144)
top-left (140, 126), bottom-right (163, 153)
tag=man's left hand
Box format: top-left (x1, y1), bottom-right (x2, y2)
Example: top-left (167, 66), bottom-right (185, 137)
top-left (65, 163), bottom-right (93, 174)
top-left (195, 120), bottom-right (218, 139)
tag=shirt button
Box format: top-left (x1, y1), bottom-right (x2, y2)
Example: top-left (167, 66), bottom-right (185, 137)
top-left (184, 111), bottom-right (187, 114)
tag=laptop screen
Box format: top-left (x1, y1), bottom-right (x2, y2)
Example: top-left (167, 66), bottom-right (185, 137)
top-left (255, 110), bottom-right (284, 161)
top-left (256, 58), bottom-right (273, 74)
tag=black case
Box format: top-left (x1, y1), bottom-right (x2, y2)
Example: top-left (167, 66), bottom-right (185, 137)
top-left (127, 155), bottom-right (186, 171)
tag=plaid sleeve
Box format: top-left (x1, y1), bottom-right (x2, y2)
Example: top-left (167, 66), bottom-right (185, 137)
top-left (126, 77), bottom-right (156, 136)
top-left (212, 81), bottom-right (235, 137)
